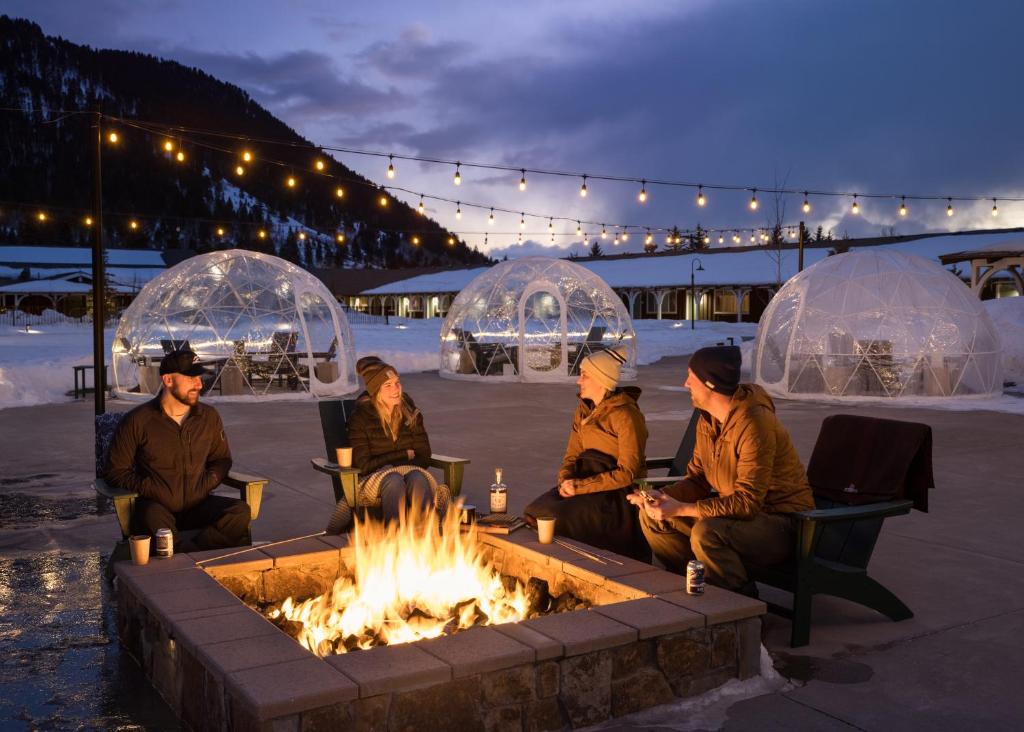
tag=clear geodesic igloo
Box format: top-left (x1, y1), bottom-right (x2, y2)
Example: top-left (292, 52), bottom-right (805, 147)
top-left (439, 256), bottom-right (636, 382)
top-left (112, 249), bottom-right (357, 399)
top-left (753, 249), bottom-right (1002, 399)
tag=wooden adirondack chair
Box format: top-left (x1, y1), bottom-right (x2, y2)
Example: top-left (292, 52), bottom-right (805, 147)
top-left (93, 411), bottom-right (267, 574)
top-left (636, 410), bottom-right (925, 647)
top-left (310, 399), bottom-right (470, 526)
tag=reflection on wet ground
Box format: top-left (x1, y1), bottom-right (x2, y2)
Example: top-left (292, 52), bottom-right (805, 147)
top-left (0, 551), bottom-right (180, 731)
top-left (0, 492), bottom-right (99, 529)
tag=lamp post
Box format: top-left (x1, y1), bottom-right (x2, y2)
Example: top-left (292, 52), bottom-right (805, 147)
top-left (91, 109), bottom-right (106, 415)
top-left (690, 257), bottom-right (705, 330)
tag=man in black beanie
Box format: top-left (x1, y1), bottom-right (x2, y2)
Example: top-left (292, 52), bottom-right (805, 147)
top-left (627, 345), bottom-right (814, 594)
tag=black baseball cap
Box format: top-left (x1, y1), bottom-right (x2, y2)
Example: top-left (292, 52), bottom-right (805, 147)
top-left (159, 349), bottom-right (210, 377)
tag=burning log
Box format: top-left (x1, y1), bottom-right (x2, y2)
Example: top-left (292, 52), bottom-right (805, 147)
top-left (525, 578), bottom-right (551, 617)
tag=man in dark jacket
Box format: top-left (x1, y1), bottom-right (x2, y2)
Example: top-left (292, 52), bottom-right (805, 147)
top-left (105, 349), bottom-right (250, 551)
top-left (628, 345), bottom-right (814, 593)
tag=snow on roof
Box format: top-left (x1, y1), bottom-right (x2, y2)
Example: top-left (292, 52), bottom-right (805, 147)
top-left (0, 246), bottom-right (166, 267)
top-left (362, 231), bottom-right (1021, 295)
top-left (0, 279), bottom-right (137, 294)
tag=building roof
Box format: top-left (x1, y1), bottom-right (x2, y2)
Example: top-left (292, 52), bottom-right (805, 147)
top-left (0, 246), bottom-right (167, 268)
top-left (0, 270), bottom-right (138, 294)
top-left (938, 239), bottom-right (1024, 265)
top-left (360, 230), bottom-right (1024, 295)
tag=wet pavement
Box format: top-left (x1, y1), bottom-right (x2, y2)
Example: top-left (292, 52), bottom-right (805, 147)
top-left (0, 551), bottom-right (180, 731)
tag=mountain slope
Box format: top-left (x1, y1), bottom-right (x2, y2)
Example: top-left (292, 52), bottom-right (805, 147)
top-left (0, 16), bottom-right (488, 269)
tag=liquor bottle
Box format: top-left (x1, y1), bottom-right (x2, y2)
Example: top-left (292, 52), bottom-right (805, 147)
top-left (489, 468), bottom-right (508, 514)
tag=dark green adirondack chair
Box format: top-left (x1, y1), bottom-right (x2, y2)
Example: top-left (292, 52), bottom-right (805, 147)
top-left (310, 399), bottom-right (470, 526)
top-left (637, 410), bottom-right (928, 647)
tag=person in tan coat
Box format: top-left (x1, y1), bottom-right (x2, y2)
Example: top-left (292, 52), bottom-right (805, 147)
top-left (628, 345), bottom-right (814, 593)
top-left (524, 346), bottom-right (651, 560)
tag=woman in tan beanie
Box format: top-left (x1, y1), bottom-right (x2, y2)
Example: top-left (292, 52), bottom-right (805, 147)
top-left (523, 346), bottom-right (651, 560)
top-left (328, 356), bottom-right (438, 528)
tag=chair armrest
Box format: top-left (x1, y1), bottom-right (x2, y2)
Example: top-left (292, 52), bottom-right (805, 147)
top-left (310, 457), bottom-right (361, 480)
top-left (219, 470), bottom-right (267, 521)
top-left (794, 499), bottom-right (914, 524)
top-left (222, 470), bottom-right (268, 489)
top-left (310, 458), bottom-right (361, 507)
top-left (94, 477), bottom-right (138, 500)
top-left (644, 457), bottom-right (676, 470)
top-left (427, 454), bottom-right (470, 466)
top-left (426, 455), bottom-right (470, 498)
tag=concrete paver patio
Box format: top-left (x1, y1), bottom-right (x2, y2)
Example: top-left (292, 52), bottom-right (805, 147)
top-left (1, 355), bottom-right (1022, 730)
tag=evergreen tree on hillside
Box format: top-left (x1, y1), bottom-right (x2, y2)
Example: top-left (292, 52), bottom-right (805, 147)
top-left (589, 240), bottom-right (604, 257)
top-left (279, 230), bottom-right (301, 265)
top-left (688, 224), bottom-right (709, 249)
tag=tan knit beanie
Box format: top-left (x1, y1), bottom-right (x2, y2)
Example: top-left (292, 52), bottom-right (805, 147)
top-left (581, 346), bottom-right (628, 391)
top-left (356, 355), bottom-right (396, 397)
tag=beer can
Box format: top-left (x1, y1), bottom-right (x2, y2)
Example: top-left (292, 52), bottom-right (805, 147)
top-left (686, 560), bottom-right (705, 595)
top-left (154, 528), bottom-right (174, 558)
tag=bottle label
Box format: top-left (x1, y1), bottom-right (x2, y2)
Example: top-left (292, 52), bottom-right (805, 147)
top-left (490, 490), bottom-right (507, 513)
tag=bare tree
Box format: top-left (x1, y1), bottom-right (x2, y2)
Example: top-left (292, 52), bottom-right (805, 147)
top-left (763, 169), bottom-right (791, 287)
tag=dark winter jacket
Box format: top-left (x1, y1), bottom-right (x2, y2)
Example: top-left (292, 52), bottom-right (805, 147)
top-left (557, 387), bottom-right (648, 494)
top-left (104, 397), bottom-right (232, 513)
top-left (347, 392), bottom-right (431, 475)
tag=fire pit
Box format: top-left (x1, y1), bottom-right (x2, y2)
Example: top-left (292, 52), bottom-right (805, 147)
top-left (115, 511), bottom-right (766, 731)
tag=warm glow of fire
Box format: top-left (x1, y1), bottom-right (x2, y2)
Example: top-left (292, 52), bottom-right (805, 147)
top-left (270, 503), bottom-right (528, 656)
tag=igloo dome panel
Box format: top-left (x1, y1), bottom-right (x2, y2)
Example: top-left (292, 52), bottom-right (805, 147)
top-left (112, 250), bottom-right (357, 398)
top-left (439, 257), bottom-right (636, 382)
top-left (753, 249), bottom-right (1002, 398)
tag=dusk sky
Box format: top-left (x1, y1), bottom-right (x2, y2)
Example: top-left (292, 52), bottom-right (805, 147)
top-left (7, 0), bottom-right (1024, 257)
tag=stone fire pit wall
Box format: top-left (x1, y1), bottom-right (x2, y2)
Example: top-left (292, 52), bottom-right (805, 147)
top-left (115, 531), bottom-right (766, 731)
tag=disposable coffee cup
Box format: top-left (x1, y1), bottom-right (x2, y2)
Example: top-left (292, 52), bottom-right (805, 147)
top-left (536, 516), bottom-right (556, 544)
top-left (460, 503), bottom-right (477, 524)
top-left (336, 447), bottom-right (353, 468)
top-left (130, 535), bottom-right (151, 566)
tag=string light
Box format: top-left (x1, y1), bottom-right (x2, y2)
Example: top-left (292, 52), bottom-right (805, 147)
top-left (335, 186), bottom-right (344, 198)
top-left (549, 218), bottom-right (554, 232)
top-left (417, 196), bottom-right (425, 215)
top-left (216, 227), bottom-right (225, 237)
top-left (488, 208), bottom-right (495, 226)
top-left (622, 229), bottom-right (629, 241)
top-left (638, 180), bottom-right (648, 203)
top-left (286, 175), bottom-right (296, 188)
top-left (163, 140), bottom-right (174, 152)
top-left (733, 233), bottom-right (741, 244)
top-left (520, 213), bottom-right (526, 229)
top-left (235, 165), bottom-right (245, 176)
top-left (576, 221), bottom-right (582, 236)
top-left (83, 216), bottom-right (93, 227)
top-left (453, 163), bottom-right (462, 185)
top-left (258, 229), bottom-right (267, 239)
top-left (37, 211), bottom-right (47, 222)
top-left (899, 196), bottom-right (908, 217)
top-left (851, 195), bottom-right (860, 215)
top-left (175, 150), bottom-right (185, 163)
top-left (107, 131), bottom-right (119, 144)
top-left (697, 186), bottom-right (706, 207)
top-left (749, 190), bottom-right (758, 210)
top-left (749, 233), bottom-right (755, 243)
top-left (298, 232), bottom-right (306, 240)
top-left (703, 234), bottom-right (710, 245)
top-left (336, 232), bottom-right (345, 243)
top-left (411, 236), bottom-right (420, 245)
top-left (315, 158), bottom-right (325, 171)
top-left (448, 236), bottom-right (455, 246)
top-left (992, 199), bottom-right (999, 217)
top-left (379, 193), bottom-right (388, 207)
top-left (718, 234), bottom-right (724, 244)
top-left (614, 232), bottom-right (620, 245)
top-left (386, 155), bottom-right (395, 179)
top-left (129, 220), bottom-right (139, 230)
top-left (519, 170), bottom-right (527, 191)
top-left (601, 225), bottom-right (607, 239)
top-left (645, 230), bottom-right (653, 246)
top-left (802, 193), bottom-right (811, 213)
top-left (455, 202), bottom-right (462, 219)
top-left (579, 175), bottom-right (588, 197)
top-left (946, 198), bottom-right (954, 217)
top-left (241, 150), bottom-right (252, 162)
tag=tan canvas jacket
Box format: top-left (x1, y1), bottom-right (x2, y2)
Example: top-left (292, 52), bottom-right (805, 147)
top-left (688, 384), bottom-right (815, 520)
top-left (558, 387), bottom-right (648, 494)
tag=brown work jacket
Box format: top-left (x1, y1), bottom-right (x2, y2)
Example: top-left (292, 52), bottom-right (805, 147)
top-left (558, 387), bottom-right (648, 494)
top-left (688, 384), bottom-right (814, 520)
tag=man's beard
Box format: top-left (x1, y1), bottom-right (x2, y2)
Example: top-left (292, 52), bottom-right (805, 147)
top-left (169, 382), bottom-right (200, 407)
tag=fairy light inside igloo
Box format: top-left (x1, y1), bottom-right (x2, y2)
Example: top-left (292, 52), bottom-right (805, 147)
top-left (112, 249), bottom-right (357, 399)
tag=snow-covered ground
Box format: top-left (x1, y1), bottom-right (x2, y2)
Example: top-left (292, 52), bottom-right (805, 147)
top-left (1, 299), bottom-right (1021, 412)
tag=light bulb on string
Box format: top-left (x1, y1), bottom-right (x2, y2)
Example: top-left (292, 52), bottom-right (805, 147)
top-left (37, 211), bottom-right (47, 222)
top-left (107, 131), bottom-right (119, 144)
top-left (644, 230), bottom-right (653, 245)
top-left (992, 199), bottom-right (999, 217)
top-left (84, 216), bottom-right (93, 227)
top-left (455, 202), bottom-right (462, 220)
top-left (718, 234), bottom-right (724, 244)
top-left (550, 232), bottom-right (555, 243)
top-left (749, 190), bottom-right (759, 210)
top-left (336, 233), bottom-right (345, 243)
top-left (386, 155), bottom-right (395, 179)
top-left (614, 232), bottom-right (620, 245)
top-left (697, 186), bottom-right (706, 207)
top-left (412, 236), bottom-right (420, 245)
top-left (216, 227), bottom-right (225, 237)
top-left (899, 196), bottom-right (908, 217)
top-left (488, 208), bottom-right (495, 226)
top-left (417, 196), bottom-right (425, 215)
top-left (286, 175), bottom-right (296, 188)
top-left (163, 140), bottom-right (174, 152)
top-left (176, 149), bottom-right (186, 163)
top-left (258, 229), bottom-right (267, 239)
top-left (749, 233), bottom-right (755, 243)
top-left (453, 163), bottom-right (462, 185)
top-left (520, 213), bottom-right (526, 229)
top-left (379, 192), bottom-right (388, 207)
top-left (241, 150), bottom-right (252, 162)
top-left (946, 198), bottom-right (954, 217)
top-left (576, 221), bottom-right (582, 236)
top-left (851, 195), bottom-right (860, 215)
top-left (129, 220), bottom-right (139, 231)
top-left (638, 180), bottom-right (648, 203)
top-left (335, 187), bottom-right (344, 198)
top-left (802, 193), bottom-right (811, 213)
top-left (519, 170), bottom-right (527, 191)
top-left (448, 236), bottom-right (455, 246)
top-left (733, 232), bottom-right (740, 244)
top-left (518, 232), bottom-right (523, 243)
top-left (298, 232), bottom-right (306, 240)
top-left (548, 218), bottom-right (554, 232)
top-left (703, 234), bottom-right (710, 245)
top-left (315, 158), bottom-right (325, 171)
top-left (601, 225), bottom-right (607, 239)
top-left (580, 175), bottom-right (588, 197)
top-left (235, 165), bottom-right (245, 176)
top-left (622, 229), bottom-right (629, 241)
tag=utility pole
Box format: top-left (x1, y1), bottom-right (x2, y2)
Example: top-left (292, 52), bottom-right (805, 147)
top-left (798, 220), bottom-right (806, 273)
top-left (91, 110), bottom-right (106, 415)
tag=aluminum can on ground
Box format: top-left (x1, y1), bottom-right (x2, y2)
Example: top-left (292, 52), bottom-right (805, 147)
top-left (686, 559), bottom-right (705, 595)
top-left (154, 528), bottom-right (174, 558)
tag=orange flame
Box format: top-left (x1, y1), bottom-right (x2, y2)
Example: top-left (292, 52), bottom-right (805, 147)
top-left (270, 503), bottom-right (527, 656)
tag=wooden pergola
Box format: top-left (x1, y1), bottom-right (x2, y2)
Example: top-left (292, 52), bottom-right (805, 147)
top-left (939, 246), bottom-right (1024, 297)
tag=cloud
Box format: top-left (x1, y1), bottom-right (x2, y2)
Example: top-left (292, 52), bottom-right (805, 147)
top-left (486, 238), bottom-right (590, 260)
top-left (359, 25), bottom-right (473, 79)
